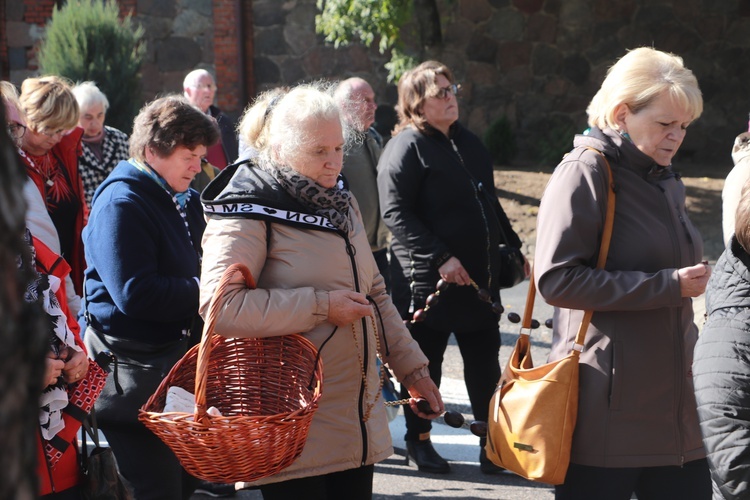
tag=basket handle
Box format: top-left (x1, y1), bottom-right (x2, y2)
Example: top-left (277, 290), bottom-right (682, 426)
top-left (194, 263), bottom-right (256, 421)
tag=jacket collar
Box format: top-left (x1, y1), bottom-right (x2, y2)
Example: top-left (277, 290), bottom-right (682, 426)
top-left (575, 127), bottom-right (677, 182)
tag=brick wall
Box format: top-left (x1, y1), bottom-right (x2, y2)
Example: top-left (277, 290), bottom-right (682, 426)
top-left (213, 0), bottom-right (242, 111)
top-left (3, 1), bottom-right (251, 117)
top-left (22, 0), bottom-right (55, 25)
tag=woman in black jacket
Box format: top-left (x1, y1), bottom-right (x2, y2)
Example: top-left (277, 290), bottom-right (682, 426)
top-left (694, 180), bottom-right (750, 500)
top-left (377, 60), bottom-right (527, 474)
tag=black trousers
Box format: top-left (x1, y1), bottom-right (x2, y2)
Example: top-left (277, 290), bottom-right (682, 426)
top-left (555, 459), bottom-right (712, 500)
top-left (103, 425), bottom-right (199, 500)
top-left (259, 465), bottom-right (374, 500)
top-left (400, 322), bottom-right (501, 440)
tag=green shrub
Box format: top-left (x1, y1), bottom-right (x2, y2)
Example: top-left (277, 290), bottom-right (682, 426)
top-left (37, 0), bottom-right (146, 134)
top-left (538, 116), bottom-right (577, 166)
top-left (483, 116), bottom-right (517, 165)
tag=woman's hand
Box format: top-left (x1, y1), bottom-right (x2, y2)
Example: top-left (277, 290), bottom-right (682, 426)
top-left (407, 377), bottom-right (444, 419)
top-left (678, 261), bottom-right (711, 297)
top-left (438, 256), bottom-right (471, 286)
top-left (44, 353), bottom-right (65, 388)
top-left (62, 348), bottom-right (89, 384)
top-left (327, 290), bottom-right (372, 326)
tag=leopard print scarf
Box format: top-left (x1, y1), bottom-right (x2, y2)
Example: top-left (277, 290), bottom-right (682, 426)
top-left (264, 163), bottom-right (352, 233)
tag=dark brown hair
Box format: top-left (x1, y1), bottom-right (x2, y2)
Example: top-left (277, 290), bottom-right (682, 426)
top-left (393, 60), bottom-right (455, 136)
top-left (129, 95), bottom-right (219, 161)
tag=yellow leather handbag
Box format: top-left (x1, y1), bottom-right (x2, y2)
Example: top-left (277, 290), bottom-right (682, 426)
top-left (485, 149), bottom-right (615, 485)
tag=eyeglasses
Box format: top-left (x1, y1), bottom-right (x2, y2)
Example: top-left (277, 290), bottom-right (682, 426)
top-left (41, 128), bottom-right (66, 138)
top-left (7, 122), bottom-right (26, 140)
top-left (431, 84), bottom-right (460, 100)
top-left (193, 83), bottom-right (217, 92)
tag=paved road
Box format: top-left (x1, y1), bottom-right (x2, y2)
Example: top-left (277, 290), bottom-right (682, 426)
top-left (193, 279), bottom-right (558, 499)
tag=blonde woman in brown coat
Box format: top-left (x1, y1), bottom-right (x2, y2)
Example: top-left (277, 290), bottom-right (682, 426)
top-left (199, 83), bottom-right (443, 500)
top-left (534, 47), bottom-right (712, 499)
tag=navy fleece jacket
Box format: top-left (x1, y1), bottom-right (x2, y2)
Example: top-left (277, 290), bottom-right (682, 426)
top-left (83, 160), bottom-right (205, 343)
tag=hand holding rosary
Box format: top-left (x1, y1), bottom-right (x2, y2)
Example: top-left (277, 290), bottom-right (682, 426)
top-left (384, 398), bottom-right (487, 436)
top-left (405, 278), bottom-right (552, 330)
top-left (405, 278), bottom-right (505, 328)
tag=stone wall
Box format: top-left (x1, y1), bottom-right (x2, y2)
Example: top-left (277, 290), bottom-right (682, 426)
top-left (2, 0), bottom-right (245, 117)
top-left (252, 0), bottom-right (750, 165)
top-left (4, 0), bottom-right (750, 165)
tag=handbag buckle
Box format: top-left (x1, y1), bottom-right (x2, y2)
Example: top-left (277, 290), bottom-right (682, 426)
top-left (513, 442), bottom-right (535, 453)
top-left (571, 342), bottom-right (585, 353)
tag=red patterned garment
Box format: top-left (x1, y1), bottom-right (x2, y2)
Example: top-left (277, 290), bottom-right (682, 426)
top-left (21, 127), bottom-right (87, 295)
top-left (28, 232), bottom-right (108, 495)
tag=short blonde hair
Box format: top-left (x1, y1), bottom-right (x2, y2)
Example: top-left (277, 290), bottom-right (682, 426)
top-left (586, 47), bottom-right (703, 130)
top-left (394, 60), bottom-right (455, 136)
top-left (20, 76), bottom-right (79, 133)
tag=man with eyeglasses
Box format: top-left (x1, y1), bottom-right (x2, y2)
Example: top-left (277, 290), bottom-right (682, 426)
top-left (334, 77), bottom-right (392, 291)
top-left (183, 69), bottom-right (238, 171)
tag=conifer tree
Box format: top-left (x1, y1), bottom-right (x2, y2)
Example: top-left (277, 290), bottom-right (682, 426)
top-left (38, 0), bottom-right (145, 133)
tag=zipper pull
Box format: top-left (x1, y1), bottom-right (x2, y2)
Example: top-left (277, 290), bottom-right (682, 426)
top-left (450, 139), bottom-right (465, 167)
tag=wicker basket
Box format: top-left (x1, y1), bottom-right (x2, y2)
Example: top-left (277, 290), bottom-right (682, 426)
top-left (139, 263), bottom-right (323, 483)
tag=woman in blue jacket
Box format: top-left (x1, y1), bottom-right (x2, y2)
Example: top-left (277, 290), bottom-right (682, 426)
top-left (83, 95), bottom-right (219, 500)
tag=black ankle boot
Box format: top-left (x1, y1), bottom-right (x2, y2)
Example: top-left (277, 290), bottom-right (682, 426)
top-left (405, 439), bottom-right (450, 474)
top-left (479, 438), bottom-right (508, 475)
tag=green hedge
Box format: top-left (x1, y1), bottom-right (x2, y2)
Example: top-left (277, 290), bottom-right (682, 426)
top-left (483, 116), bottom-right (517, 166)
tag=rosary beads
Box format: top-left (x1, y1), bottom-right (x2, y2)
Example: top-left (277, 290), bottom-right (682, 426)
top-left (405, 278), bottom-right (505, 329)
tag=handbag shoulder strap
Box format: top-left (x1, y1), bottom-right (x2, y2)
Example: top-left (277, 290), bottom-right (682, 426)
top-left (522, 148), bottom-right (616, 351)
top-left (80, 408), bottom-right (101, 473)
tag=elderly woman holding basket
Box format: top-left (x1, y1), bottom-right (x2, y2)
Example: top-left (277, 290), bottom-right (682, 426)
top-left (199, 83), bottom-right (443, 500)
